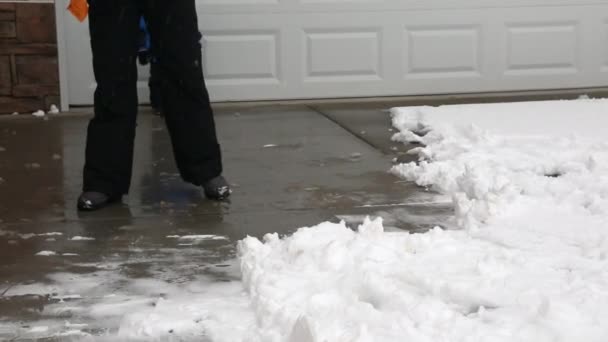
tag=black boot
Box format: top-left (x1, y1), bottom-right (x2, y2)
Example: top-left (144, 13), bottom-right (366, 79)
top-left (202, 175), bottom-right (231, 200)
top-left (77, 192), bottom-right (121, 211)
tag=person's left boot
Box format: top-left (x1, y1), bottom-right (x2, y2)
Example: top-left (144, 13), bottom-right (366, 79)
top-left (202, 175), bottom-right (232, 200)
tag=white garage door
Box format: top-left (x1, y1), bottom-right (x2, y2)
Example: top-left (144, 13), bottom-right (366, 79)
top-left (62, 0), bottom-right (608, 105)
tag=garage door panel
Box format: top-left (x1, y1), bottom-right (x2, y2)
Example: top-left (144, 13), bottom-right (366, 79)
top-left (405, 25), bottom-right (482, 79)
top-left (303, 29), bottom-right (382, 81)
top-left (505, 22), bottom-right (580, 75)
top-left (203, 31), bottom-right (281, 85)
top-left (293, 14), bottom-right (390, 97)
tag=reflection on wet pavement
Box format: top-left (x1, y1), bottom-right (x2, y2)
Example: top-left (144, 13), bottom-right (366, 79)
top-left (0, 105), bottom-right (452, 340)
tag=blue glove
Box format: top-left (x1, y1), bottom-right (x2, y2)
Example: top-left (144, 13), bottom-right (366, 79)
top-left (138, 17), bottom-right (152, 65)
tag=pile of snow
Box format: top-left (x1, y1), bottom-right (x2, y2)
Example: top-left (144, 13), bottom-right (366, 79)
top-left (32, 110), bottom-right (45, 117)
top-left (30, 105), bottom-right (60, 117)
top-left (240, 219), bottom-right (608, 341)
top-left (48, 104), bottom-right (60, 115)
top-left (237, 99), bottom-right (608, 341)
top-left (390, 99), bottom-right (608, 228)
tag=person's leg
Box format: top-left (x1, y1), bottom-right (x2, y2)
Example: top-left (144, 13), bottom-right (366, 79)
top-left (81, 0), bottom-right (141, 208)
top-left (143, 0), bottom-right (225, 190)
top-left (149, 60), bottom-right (163, 115)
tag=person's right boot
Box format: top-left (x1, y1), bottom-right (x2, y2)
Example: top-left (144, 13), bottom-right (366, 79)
top-left (202, 175), bottom-right (232, 200)
top-left (77, 191), bottom-right (121, 211)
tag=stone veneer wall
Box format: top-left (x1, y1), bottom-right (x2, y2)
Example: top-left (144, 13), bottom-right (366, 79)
top-left (0, 2), bottom-right (60, 115)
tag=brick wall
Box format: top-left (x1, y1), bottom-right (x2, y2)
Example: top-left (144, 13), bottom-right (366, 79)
top-left (0, 2), bottom-right (60, 115)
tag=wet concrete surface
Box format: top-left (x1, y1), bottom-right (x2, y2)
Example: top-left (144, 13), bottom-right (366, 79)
top-left (310, 102), bottom-right (416, 161)
top-left (0, 104), bottom-right (452, 339)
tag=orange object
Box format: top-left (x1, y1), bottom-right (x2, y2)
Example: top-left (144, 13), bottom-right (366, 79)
top-left (68, 0), bottom-right (88, 22)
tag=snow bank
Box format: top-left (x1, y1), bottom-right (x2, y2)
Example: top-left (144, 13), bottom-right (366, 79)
top-left (390, 99), bottom-right (608, 229)
top-left (237, 99), bottom-right (608, 341)
top-left (239, 218), bottom-right (608, 341)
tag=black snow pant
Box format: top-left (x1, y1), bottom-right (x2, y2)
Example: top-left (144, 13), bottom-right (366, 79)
top-left (83, 0), bottom-right (222, 196)
top-left (149, 61), bottom-right (162, 113)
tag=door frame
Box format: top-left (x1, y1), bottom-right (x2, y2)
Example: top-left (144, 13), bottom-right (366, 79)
top-left (54, 0), bottom-right (70, 112)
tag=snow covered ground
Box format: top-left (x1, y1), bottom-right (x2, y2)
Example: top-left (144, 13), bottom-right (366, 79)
top-left (237, 99), bottom-right (608, 341)
top-left (4, 99), bottom-right (608, 341)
